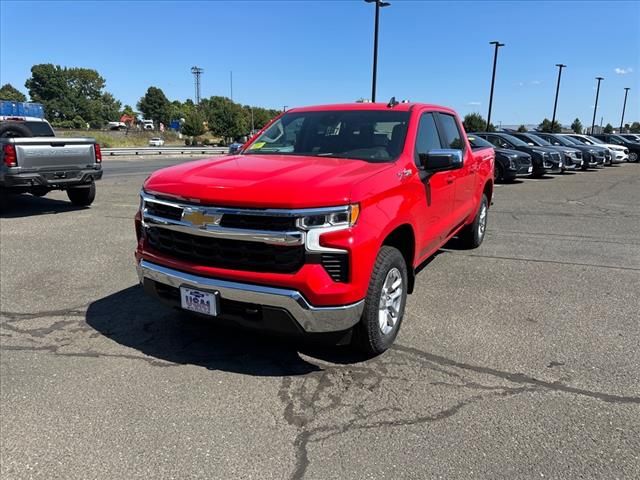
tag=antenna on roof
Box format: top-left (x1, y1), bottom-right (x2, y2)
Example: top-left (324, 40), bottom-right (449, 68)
top-left (387, 96), bottom-right (399, 108)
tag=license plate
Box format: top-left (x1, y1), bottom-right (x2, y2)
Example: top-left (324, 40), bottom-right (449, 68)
top-left (180, 287), bottom-right (219, 316)
top-left (528, 166), bottom-right (533, 173)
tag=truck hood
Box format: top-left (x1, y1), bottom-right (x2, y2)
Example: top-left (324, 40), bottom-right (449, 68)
top-left (143, 154), bottom-right (393, 208)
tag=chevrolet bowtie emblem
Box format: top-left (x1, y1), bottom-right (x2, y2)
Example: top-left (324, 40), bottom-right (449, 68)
top-left (182, 209), bottom-right (219, 228)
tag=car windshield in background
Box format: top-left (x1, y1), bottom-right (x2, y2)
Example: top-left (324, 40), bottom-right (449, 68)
top-left (25, 121), bottom-right (55, 137)
top-left (499, 134), bottom-right (529, 147)
top-left (546, 135), bottom-right (574, 146)
top-left (585, 136), bottom-right (605, 144)
top-left (562, 136), bottom-right (584, 145)
top-left (467, 135), bottom-right (494, 149)
top-left (244, 110), bottom-right (410, 162)
top-left (522, 134), bottom-right (550, 146)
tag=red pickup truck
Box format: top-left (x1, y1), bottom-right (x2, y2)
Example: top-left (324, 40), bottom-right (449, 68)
top-left (135, 102), bottom-right (494, 354)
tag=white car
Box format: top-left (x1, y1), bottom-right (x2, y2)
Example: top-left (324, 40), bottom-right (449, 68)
top-left (148, 137), bottom-right (165, 147)
top-left (563, 134), bottom-right (628, 163)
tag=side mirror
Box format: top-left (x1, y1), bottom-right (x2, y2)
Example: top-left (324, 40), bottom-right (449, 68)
top-left (419, 149), bottom-right (463, 172)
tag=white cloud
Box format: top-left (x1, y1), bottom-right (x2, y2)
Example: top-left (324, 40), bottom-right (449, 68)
top-left (518, 82), bottom-right (525, 87)
top-left (467, 101), bottom-right (481, 106)
top-left (531, 80), bottom-right (541, 85)
top-left (615, 67), bottom-right (633, 75)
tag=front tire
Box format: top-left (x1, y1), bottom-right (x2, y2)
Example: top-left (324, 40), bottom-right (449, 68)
top-left (354, 246), bottom-right (408, 356)
top-left (458, 194), bottom-right (489, 249)
top-left (67, 182), bottom-right (96, 206)
top-left (629, 152), bottom-right (639, 162)
top-left (494, 163), bottom-right (504, 183)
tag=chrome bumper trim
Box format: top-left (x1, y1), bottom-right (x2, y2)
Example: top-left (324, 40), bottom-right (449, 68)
top-left (137, 260), bottom-right (364, 333)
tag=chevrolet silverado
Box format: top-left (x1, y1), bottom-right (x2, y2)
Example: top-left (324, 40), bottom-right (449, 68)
top-left (135, 102), bottom-right (494, 354)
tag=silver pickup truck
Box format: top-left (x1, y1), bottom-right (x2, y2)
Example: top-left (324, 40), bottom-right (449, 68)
top-left (0, 118), bottom-right (102, 206)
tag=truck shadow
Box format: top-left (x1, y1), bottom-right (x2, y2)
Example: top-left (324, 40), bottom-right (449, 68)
top-left (0, 194), bottom-right (86, 218)
top-left (85, 285), bottom-right (368, 376)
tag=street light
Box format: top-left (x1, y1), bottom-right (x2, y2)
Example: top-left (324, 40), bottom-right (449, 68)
top-left (486, 41), bottom-right (505, 131)
top-left (365, 0), bottom-right (391, 102)
top-left (620, 87), bottom-right (630, 133)
top-left (551, 64), bottom-right (566, 132)
top-left (591, 77), bottom-right (604, 134)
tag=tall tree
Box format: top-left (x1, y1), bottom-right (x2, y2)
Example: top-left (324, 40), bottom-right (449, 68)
top-left (630, 122), bottom-right (640, 133)
top-left (517, 125), bottom-right (527, 132)
top-left (137, 87), bottom-right (170, 126)
top-left (0, 83), bottom-right (27, 102)
top-left (25, 64), bottom-right (119, 127)
top-left (181, 109), bottom-right (206, 137)
top-left (462, 113), bottom-right (494, 132)
top-left (539, 118), bottom-right (561, 133)
top-left (603, 123), bottom-right (614, 134)
top-left (202, 96), bottom-right (247, 141)
top-left (571, 118), bottom-right (583, 134)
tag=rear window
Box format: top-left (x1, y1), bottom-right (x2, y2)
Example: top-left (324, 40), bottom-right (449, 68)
top-left (25, 121), bottom-right (55, 137)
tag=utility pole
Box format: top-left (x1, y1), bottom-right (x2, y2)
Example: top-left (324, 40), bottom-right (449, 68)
top-left (365, 0), bottom-right (391, 102)
top-left (191, 66), bottom-right (204, 105)
top-left (486, 41), bottom-right (505, 131)
top-left (591, 77), bottom-right (604, 135)
top-left (230, 71), bottom-right (233, 102)
top-left (551, 64), bottom-right (566, 132)
top-left (283, 105), bottom-right (288, 112)
top-left (620, 87), bottom-right (630, 133)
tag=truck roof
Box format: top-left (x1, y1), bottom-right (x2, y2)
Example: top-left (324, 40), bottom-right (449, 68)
top-left (289, 102), bottom-right (456, 115)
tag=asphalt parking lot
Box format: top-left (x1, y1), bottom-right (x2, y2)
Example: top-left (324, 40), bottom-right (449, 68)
top-left (1, 157), bottom-right (639, 479)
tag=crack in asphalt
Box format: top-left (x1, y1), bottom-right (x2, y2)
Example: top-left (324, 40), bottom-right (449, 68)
top-left (278, 343), bottom-right (640, 479)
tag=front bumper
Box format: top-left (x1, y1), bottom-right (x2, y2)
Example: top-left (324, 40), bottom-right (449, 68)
top-left (137, 259), bottom-right (364, 333)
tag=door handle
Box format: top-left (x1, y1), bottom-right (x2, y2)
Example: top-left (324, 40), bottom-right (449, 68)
top-left (446, 175), bottom-right (455, 184)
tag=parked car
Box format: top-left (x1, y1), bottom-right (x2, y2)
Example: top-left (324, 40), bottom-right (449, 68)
top-left (619, 134), bottom-right (640, 143)
top-left (591, 133), bottom-right (640, 162)
top-left (468, 134), bottom-right (531, 182)
top-left (510, 132), bottom-right (580, 171)
top-left (135, 102), bottom-right (495, 355)
top-left (564, 134), bottom-right (626, 164)
top-left (532, 132), bottom-right (603, 169)
top-left (473, 132), bottom-right (561, 177)
top-left (149, 137), bottom-right (165, 147)
top-left (1, 114), bottom-right (102, 207)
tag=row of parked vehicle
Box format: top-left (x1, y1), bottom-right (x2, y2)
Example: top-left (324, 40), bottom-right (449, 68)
top-left (468, 131), bottom-right (640, 182)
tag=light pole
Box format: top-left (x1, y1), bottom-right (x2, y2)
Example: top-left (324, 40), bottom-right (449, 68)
top-left (230, 71), bottom-right (233, 102)
top-left (283, 105), bottom-right (288, 112)
top-left (551, 64), bottom-right (566, 132)
top-left (620, 87), bottom-right (630, 133)
top-left (591, 77), bottom-right (604, 134)
top-left (365, 0), bottom-right (391, 102)
top-left (486, 41), bottom-right (505, 131)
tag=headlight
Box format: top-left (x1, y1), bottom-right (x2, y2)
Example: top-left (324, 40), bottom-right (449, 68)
top-left (508, 156), bottom-right (518, 168)
top-left (297, 204), bottom-right (360, 230)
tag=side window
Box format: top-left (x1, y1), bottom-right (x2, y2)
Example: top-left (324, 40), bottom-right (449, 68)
top-left (437, 114), bottom-right (465, 150)
top-left (414, 113), bottom-right (442, 164)
top-left (486, 135), bottom-right (503, 148)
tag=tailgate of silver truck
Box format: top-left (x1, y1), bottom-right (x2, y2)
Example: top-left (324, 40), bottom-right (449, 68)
top-left (11, 137), bottom-right (97, 170)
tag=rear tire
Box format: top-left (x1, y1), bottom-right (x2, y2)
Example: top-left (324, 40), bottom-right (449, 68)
top-left (354, 246), bottom-right (408, 356)
top-left (67, 182), bottom-right (96, 206)
top-left (458, 194), bottom-right (489, 249)
top-left (629, 152), bottom-right (639, 163)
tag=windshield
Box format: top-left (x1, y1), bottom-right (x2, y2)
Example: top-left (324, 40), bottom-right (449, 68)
top-left (467, 135), bottom-right (493, 149)
top-left (25, 121), bottom-right (55, 137)
top-left (584, 136), bottom-right (605, 145)
top-left (545, 134), bottom-right (574, 147)
top-left (498, 134), bottom-right (529, 147)
top-left (244, 110), bottom-right (410, 162)
top-left (519, 133), bottom-right (550, 146)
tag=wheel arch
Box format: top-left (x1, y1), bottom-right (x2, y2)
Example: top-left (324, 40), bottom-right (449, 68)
top-left (381, 224), bottom-right (416, 293)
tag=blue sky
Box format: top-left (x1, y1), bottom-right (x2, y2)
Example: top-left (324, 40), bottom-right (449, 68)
top-left (1, 0), bottom-right (638, 126)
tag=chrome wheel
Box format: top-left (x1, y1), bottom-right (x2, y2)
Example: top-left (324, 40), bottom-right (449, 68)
top-left (478, 203), bottom-right (488, 239)
top-left (378, 267), bottom-right (403, 335)
top-left (630, 152), bottom-right (638, 162)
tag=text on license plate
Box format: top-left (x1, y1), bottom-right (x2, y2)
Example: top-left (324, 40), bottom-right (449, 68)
top-left (180, 287), bottom-right (218, 316)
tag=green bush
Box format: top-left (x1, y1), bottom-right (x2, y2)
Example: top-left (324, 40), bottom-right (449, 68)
top-left (184, 138), bottom-right (191, 146)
